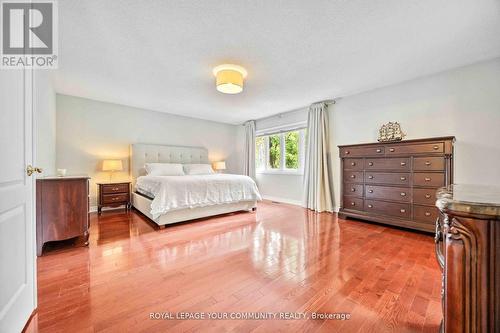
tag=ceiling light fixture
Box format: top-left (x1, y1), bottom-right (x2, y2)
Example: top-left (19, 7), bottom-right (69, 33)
top-left (213, 64), bottom-right (247, 94)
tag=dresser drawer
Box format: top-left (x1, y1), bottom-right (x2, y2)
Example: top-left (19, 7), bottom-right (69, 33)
top-left (343, 197), bottom-right (364, 211)
top-left (365, 172), bottom-right (410, 186)
top-left (102, 183), bottom-right (129, 194)
top-left (102, 193), bottom-right (129, 204)
top-left (340, 146), bottom-right (385, 157)
top-left (385, 142), bottom-right (444, 155)
top-left (343, 171), bottom-right (363, 183)
top-left (413, 157), bottom-right (445, 171)
top-left (344, 158), bottom-right (363, 170)
top-left (365, 200), bottom-right (411, 219)
top-left (365, 185), bottom-right (411, 203)
top-left (344, 184), bottom-right (363, 197)
top-left (413, 188), bottom-right (437, 205)
top-left (413, 173), bottom-right (445, 187)
top-left (413, 205), bottom-right (439, 224)
top-left (364, 158), bottom-right (410, 171)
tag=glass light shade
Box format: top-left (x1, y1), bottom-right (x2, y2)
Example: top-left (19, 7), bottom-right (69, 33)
top-left (102, 159), bottom-right (123, 171)
top-left (213, 64), bottom-right (247, 94)
top-left (213, 161), bottom-right (226, 170)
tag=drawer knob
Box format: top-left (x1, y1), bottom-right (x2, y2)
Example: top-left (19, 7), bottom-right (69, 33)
top-left (433, 145), bottom-right (439, 150)
top-left (376, 149), bottom-right (382, 153)
top-left (425, 212), bottom-right (431, 216)
top-left (350, 175), bottom-right (356, 179)
top-left (345, 151), bottom-right (350, 155)
top-left (368, 204), bottom-right (373, 208)
top-left (400, 162), bottom-right (406, 166)
top-left (351, 188), bottom-right (356, 192)
top-left (112, 187), bottom-right (119, 191)
top-left (389, 148), bottom-right (395, 152)
top-left (400, 192), bottom-right (406, 196)
top-left (400, 209), bottom-right (406, 213)
top-left (425, 194), bottom-right (431, 199)
top-left (425, 161), bottom-right (431, 166)
top-left (368, 189), bottom-right (373, 193)
top-left (368, 175), bottom-right (374, 179)
top-left (351, 202), bottom-right (356, 206)
top-left (351, 162), bottom-right (356, 166)
top-left (368, 162), bottom-right (374, 166)
top-left (400, 176), bottom-right (406, 181)
top-left (425, 177), bottom-right (431, 182)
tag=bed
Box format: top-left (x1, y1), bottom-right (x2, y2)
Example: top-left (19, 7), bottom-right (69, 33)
top-left (130, 143), bottom-right (261, 227)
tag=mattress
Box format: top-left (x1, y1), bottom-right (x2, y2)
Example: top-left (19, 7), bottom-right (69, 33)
top-left (135, 174), bottom-right (262, 219)
top-left (135, 186), bottom-right (155, 199)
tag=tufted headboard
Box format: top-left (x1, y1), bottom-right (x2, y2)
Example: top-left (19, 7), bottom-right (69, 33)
top-left (130, 143), bottom-right (209, 181)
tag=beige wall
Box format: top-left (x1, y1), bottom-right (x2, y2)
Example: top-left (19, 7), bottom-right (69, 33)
top-left (56, 95), bottom-right (244, 208)
top-left (253, 57), bottom-right (500, 209)
top-left (329, 57), bottom-right (500, 209)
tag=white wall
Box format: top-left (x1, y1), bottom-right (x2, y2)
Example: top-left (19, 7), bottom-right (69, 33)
top-left (34, 71), bottom-right (56, 175)
top-left (330, 57), bottom-right (500, 209)
top-left (56, 94), bottom-right (244, 208)
top-left (254, 58), bottom-right (500, 209)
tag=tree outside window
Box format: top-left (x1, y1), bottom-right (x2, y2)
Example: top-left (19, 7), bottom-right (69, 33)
top-left (255, 129), bottom-right (305, 173)
top-left (268, 134), bottom-right (281, 169)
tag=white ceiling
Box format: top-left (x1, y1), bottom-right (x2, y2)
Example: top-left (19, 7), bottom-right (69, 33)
top-left (55, 0), bottom-right (500, 124)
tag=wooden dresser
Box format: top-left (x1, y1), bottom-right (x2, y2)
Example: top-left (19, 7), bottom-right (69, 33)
top-left (36, 176), bottom-right (90, 255)
top-left (338, 136), bottom-right (454, 232)
top-left (435, 185), bottom-right (500, 332)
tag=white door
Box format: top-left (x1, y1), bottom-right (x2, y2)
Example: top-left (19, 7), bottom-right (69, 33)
top-left (0, 68), bottom-right (36, 332)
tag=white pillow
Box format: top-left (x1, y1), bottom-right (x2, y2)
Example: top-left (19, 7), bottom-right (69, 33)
top-left (183, 164), bottom-right (214, 175)
top-left (145, 163), bottom-right (185, 176)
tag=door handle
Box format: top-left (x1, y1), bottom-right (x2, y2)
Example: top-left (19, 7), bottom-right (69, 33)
top-left (26, 165), bottom-right (43, 176)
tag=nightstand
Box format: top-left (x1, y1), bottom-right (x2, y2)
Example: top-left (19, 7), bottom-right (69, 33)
top-left (97, 182), bottom-right (131, 214)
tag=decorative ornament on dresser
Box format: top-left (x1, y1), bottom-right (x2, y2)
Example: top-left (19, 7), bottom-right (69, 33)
top-left (378, 122), bottom-right (406, 142)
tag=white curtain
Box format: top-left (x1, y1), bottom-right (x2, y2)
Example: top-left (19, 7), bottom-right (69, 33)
top-left (243, 120), bottom-right (256, 179)
top-left (303, 102), bottom-right (333, 212)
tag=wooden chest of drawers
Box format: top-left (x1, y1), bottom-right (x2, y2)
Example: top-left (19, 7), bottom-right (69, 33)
top-left (338, 136), bottom-right (454, 232)
top-left (97, 182), bottom-right (131, 214)
top-left (36, 176), bottom-right (90, 255)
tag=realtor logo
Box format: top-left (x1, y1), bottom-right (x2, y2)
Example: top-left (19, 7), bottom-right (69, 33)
top-left (1, 0), bottom-right (58, 68)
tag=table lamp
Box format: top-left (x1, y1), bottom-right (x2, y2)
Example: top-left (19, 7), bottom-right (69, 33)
top-left (102, 159), bottom-right (123, 181)
top-left (213, 161), bottom-right (226, 173)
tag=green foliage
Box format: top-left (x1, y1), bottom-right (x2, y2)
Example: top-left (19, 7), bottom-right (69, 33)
top-left (285, 131), bottom-right (299, 169)
top-left (268, 135), bottom-right (281, 168)
top-left (256, 131), bottom-right (301, 171)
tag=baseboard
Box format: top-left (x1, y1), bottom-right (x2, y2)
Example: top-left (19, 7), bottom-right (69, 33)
top-left (261, 195), bottom-right (303, 206)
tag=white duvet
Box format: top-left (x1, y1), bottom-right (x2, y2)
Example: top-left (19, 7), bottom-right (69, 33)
top-left (135, 174), bottom-right (262, 219)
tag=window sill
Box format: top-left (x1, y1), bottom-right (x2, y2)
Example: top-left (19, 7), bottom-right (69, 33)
top-left (257, 170), bottom-right (304, 176)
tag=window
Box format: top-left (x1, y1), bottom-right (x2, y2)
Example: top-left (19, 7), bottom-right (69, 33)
top-left (255, 129), bottom-right (305, 174)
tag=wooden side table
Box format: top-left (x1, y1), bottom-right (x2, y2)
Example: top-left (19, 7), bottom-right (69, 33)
top-left (97, 182), bottom-right (131, 214)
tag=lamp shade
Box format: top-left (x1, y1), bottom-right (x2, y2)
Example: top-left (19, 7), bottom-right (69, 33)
top-left (102, 159), bottom-right (123, 171)
top-left (213, 161), bottom-right (226, 170)
top-left (213, 64), bottom-right (247, 94)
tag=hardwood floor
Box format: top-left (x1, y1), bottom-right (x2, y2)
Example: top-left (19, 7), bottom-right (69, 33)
top-left (26, 201), bottom-right (442, 332)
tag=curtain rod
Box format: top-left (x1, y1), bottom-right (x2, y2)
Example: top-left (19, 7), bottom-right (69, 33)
top-left (242, 98), bottom-right (337, 125)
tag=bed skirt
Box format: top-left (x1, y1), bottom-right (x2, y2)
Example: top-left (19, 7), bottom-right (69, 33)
top-left (131, 192), bottom-right (257, 227)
